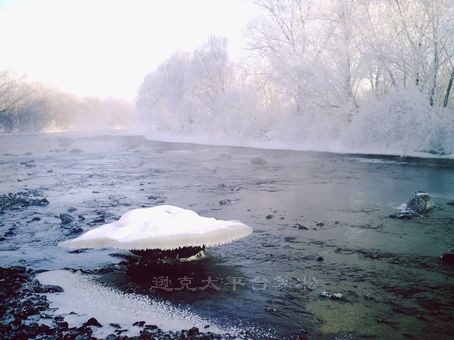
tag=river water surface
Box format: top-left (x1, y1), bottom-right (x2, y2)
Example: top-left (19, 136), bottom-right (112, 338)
top-left (0, 132), bottom-right (453, 338)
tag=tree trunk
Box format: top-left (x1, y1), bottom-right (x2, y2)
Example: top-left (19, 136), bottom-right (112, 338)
top-left (429, 44), bottom-right (439, 107)
top-left (443, 68), bottom-right (454, 107)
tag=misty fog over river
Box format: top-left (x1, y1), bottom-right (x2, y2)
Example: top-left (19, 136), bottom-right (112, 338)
top-left (1, 132), bottom-right (453, 338)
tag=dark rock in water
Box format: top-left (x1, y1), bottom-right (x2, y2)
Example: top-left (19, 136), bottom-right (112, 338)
top-left (75, 325), bottom-right (93, 337)
top-left (144, 324), bottom-right (158, 330)
top-left (320, 290), bottom-right (343, 300)
top-left (39, 198), bottom-right (50, 206)
top-left (89, 217), bottom-right (105, 224)
top-left (266, 214), bottom-right (274, 220)
top-left (390, 210), bottom-right (419, 219)
top-left (284, 236), bottom-right (299, 243)
top-left (390, 191), bottom-right (434, 219)
top-left (147, 195), bottom-right (165, 204)
top-left (133, 321), bottom-right (146, 327)
top-left (33, 285), bottom-right (64, 293)
top-left (250, 157), bottom-right (267, 166)
top-left (28, 217), bottom-right (41, 223)
top-left (293, 223), bottom-right (308, 230)
top-left (109, 323), bottom-right (121, 329)
top-left (55, 318), bottom-right (68, 330)
top-left (4, 229), bottom-right (16, 237)
top-left (364, 294), bottom-right (376, 301)
top-left (440, 249), bottom-right (454, 263)
top-left (265, 306), bottom-right (278, 313)
top-left (83, 317), bottom-right (102, 327)
top-left (219, 198), bottom-right (239, 206)
top-left (447, 201), bottom-right (454, 206)
top-left (69, 227), bottom-right (84, 235)
top-left (20, 160), bottom-right (36, 168)
top-left (187, 327), bottom-right (199, 336)
top-left (59, 213), bottom-right (74, 225)
top-left (105, 334), bottom-right (117, 340)
top-left (317, 256), bottom-right (324, 262)
top-left (67, 207), bottom-right (77, 213)
top-left (141, 329), bottom-right (159, 338)
top-left (406, 192), bottom-right (434, 213)
top-left (68, 248), bottom-right (86, 254)
top-left (131, 246), bottom-right (205, 265)
top-left (365, 252), bottom-right (380, 260)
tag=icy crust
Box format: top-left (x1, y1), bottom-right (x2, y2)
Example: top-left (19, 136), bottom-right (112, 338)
top-left (36, 270), bottom-right (227, 337)
top-left (59, 205), bottom-right (253, 250)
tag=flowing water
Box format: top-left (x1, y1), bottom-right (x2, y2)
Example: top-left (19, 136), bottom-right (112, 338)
top-left (0, 132), bottom-right (453, 338)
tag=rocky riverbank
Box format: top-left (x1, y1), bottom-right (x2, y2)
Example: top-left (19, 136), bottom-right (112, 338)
top-left (0, 266), bottom-right (249, 340)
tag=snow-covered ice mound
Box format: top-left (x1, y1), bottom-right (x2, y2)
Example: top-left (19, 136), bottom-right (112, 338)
top-left (59, 205), bottom-right (252, 250)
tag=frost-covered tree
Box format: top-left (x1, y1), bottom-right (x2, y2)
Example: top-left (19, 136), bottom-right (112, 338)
top-left (248, 0), bottom-right (313, 115)
top-left (137, 53), bottom-right (193, 131)
top-left (191, 37), bottom-right (230, 117)
top-left (247, 0), bottom-right (454, 112)
top-left (136, 1), bottom-right (454, 155)
top-left (0, 71), bottom-right (29, 131)
top-left (362, 0), bottom-right (454, 106)
top-left (137, 37), bottom-right (267, 137)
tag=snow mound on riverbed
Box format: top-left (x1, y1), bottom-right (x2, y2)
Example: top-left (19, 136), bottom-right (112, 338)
top-left (37, 270), bottom-right (227, 338)
top-left (59, 205), bottom-right (252, 250)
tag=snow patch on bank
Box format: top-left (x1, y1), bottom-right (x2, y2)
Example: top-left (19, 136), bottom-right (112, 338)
top-left (138, 129), bottom-right (454, 160)
top-left (37, 270), bottom-right (228, 338)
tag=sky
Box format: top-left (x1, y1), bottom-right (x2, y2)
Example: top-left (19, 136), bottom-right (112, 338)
top-left (0, 0), bottom-right (257, 101)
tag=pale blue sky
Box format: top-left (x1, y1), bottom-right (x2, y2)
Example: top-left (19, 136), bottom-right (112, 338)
top-left (0, 0), bottom-right (257, 100)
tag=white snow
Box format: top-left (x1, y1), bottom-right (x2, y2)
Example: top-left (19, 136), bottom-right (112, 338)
top-left (134, 128), bottom-right (454, 161)
top-left (36, 270), bottom-right (228, 338)
top-left (59, 205), bottom-right (253, 250)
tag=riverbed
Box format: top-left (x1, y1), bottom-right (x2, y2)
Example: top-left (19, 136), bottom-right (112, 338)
top-left (0, 132), bottom-right (453, 338)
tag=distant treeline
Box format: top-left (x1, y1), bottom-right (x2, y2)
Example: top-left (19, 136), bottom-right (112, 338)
top-left (0, 70), bottom-right (134, 133)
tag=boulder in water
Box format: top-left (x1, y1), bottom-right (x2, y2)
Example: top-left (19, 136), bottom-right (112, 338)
top-left (440, 249), bottom-right (454, 263)
top-left (59, 214), bottom-right (74, 225)
top-left (390, 191), bottom-right (434, 219)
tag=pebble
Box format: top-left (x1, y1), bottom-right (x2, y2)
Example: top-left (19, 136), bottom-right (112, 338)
top-left (293, 223), bottom-right (308, 230)
top-left (219, 198), bottom-right (239, 206)
top-left (83, 317), bottom-right (102, 327)
top-left (320, 290), bottom-right (343, 300)
top-left (59, 213), bottom-right (74, 225)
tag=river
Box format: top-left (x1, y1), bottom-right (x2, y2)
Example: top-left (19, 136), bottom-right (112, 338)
top-left (0, 132), bottom-right (453, 339)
